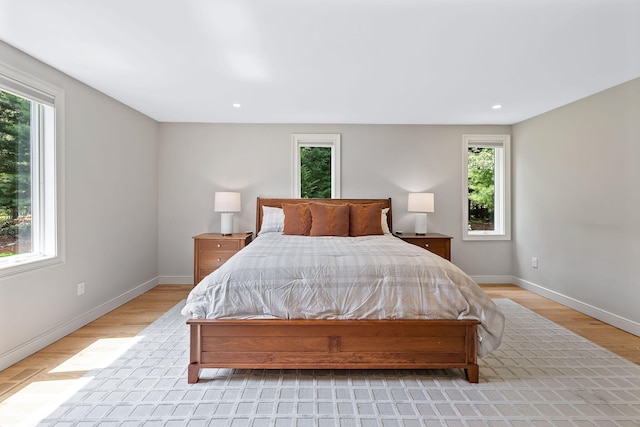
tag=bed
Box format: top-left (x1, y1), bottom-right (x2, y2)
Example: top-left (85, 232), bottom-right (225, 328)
top-left (183, 198), bottom-right (504, 383)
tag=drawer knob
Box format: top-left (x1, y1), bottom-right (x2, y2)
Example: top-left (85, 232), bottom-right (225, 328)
top-left (424, 243), bottom-right (429, 248)
top-left (217, 244), bottom-right (221, 248)
top-left (217, 258), bottom-right (222, 262)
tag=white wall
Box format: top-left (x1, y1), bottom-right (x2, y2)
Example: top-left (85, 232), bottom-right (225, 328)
top-left (158, 123), bottom-right (513, 284)
top-left (0, 42), bottom-right (159, 370)
top-left (512, 77), bottom-right (640, 333)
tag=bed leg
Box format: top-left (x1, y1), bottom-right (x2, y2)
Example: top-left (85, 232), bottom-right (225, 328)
top-left (188, 323), bottom-right (202, 384)
top-left (465, 365), bottom-right (479, 383)
top-left (188, 363), bottom-right (200, 383)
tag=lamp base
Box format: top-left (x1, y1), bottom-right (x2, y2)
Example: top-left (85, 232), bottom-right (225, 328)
top-left (414, 213), bottom-right (428, 235)
top-left (221, 212), bottom-right (234, 235)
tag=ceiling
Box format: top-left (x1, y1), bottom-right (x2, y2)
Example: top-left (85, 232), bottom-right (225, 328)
top-left (1, 0), bottom-right (639, 125)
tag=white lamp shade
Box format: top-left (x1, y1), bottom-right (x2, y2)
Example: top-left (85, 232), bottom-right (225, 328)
top-left (407, 193), bottom-right (434, 213)
top-left (214, 192), bottom-right (241, 212)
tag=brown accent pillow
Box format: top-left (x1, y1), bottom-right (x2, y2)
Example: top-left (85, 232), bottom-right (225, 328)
top-left (282, 203), bottom-right (312, 235)
top-left (349, 203), bottom-right (384, 236)
top-left (309, 203), bottom-right (350, 236)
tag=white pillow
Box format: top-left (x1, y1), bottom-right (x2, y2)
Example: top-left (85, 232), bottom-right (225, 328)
top-left (259, 206), bottom-right (285, 234)
top-left (381, 207), bottom-right (391, 234)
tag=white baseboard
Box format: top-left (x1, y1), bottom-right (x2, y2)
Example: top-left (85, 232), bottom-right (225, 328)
top-left (512, 276), bottom-right (640, 337)
top-left (0, 277), bottom-right (159, 371)
top-left (470, 275), bottom-right (514, 284)
top-left (159, 275), bottom-right (193, 285)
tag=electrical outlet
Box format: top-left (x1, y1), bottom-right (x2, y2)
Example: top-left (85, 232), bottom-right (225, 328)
top-left (77, 282), bottom-right (85, 296)
top-left (531, 257), bottom-right (538, 268)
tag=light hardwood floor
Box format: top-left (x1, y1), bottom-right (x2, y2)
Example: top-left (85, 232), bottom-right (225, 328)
top-left (1, 284), bottom-right (639, 426)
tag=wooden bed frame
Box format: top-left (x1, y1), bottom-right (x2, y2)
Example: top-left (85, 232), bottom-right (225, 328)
top-left (187, 198), bottom-right (480, 383)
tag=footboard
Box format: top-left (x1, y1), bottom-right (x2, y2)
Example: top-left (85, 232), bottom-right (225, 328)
top-left (187, 318), bottom-right (480, 383)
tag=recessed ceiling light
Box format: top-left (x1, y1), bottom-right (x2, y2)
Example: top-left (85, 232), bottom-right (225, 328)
top-left (492, 104), bottom-right (503, 110)
top-left (232, 103), bottom-right (242, 108)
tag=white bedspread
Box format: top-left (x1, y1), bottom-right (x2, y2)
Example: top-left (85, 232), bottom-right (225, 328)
top-left (182, 233), bottom-right (504, 357)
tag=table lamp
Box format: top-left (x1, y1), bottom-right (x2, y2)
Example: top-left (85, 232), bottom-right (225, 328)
top-left (214, 192), bottom-right (241, 235)
top-left (407, 193), bottom-right (434, 235)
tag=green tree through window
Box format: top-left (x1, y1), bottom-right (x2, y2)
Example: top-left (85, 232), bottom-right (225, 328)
top-left (300, 146), bottom-right (332, 198)
top-left (0, 90), bottom-right (32, 257)
top-left (467, 147), bottom-right (495, 231)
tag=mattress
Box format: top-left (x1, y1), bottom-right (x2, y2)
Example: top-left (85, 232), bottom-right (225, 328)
top-left (181, 233), bottom-right (504, 357)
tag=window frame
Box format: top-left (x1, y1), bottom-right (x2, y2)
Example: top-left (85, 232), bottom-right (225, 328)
top-left (292, 133), bottom-right (341, 198)
top-left (0, 62), bottom-right (65, 276)
top-left (462, 134), bottom-right (511, 241)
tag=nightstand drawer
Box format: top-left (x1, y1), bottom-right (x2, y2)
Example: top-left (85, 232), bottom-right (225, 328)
top-left (199, 239), bottom-right (241, 251)
top-left (198, 254), bottom-right (234, 278)
top-left (411, 238), bottom-right (448, 258)
top-left (395, 233), bottom-right (452, 261)
top-left (199, 252), bottom-right (235, 266)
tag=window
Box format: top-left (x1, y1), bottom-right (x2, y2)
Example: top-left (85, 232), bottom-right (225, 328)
top-left (462, 134), bottom-right (510, 241)
top-left (292, 134), bottom-right (341, 198)
top-left (0, 64), bottom-right (63, 275)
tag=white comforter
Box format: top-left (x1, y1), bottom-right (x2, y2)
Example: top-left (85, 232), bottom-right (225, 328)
top-left (182, 233), bottom-right (504, 357)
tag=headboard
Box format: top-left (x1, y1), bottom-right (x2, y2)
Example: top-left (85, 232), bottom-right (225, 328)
top-left (256, 197), bottom-right (393, 233)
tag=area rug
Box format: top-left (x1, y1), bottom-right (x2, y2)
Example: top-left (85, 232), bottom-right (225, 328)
top-left (36, 299), bottom-right (640, 426)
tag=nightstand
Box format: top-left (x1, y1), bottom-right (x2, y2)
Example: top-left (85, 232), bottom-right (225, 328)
top-left (395, 232), bottom-right (452, 261)
top-left (193, 233), bottom-right (252, 285)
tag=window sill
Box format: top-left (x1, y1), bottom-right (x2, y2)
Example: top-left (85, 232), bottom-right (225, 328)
top-left (462, 232), bottom-right (511, 241)
top-left (0, 254), bottom-right (64, 278)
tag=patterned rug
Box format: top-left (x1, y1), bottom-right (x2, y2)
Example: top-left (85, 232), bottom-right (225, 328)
top-left (36, 299), bottom-right (640, 426)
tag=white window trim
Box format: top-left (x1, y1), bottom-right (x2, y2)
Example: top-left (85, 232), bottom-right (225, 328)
top-left (0, 62), bottom-right (65, 277)
top-left (292, 133), bottom-right (341, 198)
top-left (462, 134), bottom-right (511, 241)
